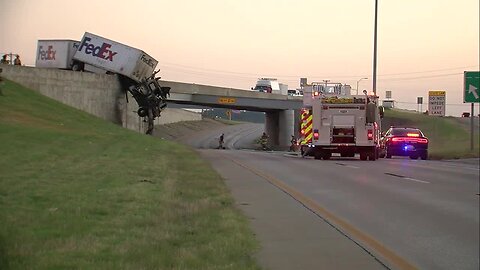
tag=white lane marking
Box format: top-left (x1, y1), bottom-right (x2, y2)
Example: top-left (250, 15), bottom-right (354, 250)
top-left (335, 162), bottom-right (360, 169)
top-left (403, 177), bottom-right (430, 184)
top-left (385, 172), bottom-right (430, 184)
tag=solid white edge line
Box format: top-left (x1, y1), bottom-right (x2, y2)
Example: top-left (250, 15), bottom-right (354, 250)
top-left (402, 177), bottom-right (430, 184)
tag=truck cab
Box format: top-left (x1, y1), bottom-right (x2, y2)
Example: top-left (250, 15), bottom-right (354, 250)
top-left (253, 78), bottom-right (281, 93)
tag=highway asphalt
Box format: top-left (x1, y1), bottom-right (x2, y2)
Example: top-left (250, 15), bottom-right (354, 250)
top-left (201, 149), bottom-right (388, 270)
top-left (184, 123), bottom-right (480, 270)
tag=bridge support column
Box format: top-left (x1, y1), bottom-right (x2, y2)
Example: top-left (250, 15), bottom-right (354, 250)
top-left (265, 111), bottom-right (279, 146)
top-left (279, 109), bottom-right (295, 148)
top-left (293, 109), bottom-right (301, 138)
top-left (265, 110), bottom-right (295, 149)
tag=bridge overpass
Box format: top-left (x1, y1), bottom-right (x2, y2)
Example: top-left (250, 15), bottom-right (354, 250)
top-left (1, 65), bottom-right (302, 147)
top-left (162, 80), bottom-right (302, 111)
top-left (161, 80), bottom-right (303, 146)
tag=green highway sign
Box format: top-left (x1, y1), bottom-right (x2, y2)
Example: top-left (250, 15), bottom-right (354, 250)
top-left (464, 71), bottom-right (480, 103)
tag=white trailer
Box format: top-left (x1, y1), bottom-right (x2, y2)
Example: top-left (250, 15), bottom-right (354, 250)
top-left (73, 32), bottom-right (158, 82)
top-left (305, 88), bottom-right (384, 160)
top-left (253, 78), bottom-right (281, 94)
top-left (35, 40), bottom-right (82, 69)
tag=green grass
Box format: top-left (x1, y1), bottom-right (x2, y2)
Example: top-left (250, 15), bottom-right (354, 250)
top-left (0, 80), bottom-right (260, 270)
top-left (383, 109), bottom-right (480, 159)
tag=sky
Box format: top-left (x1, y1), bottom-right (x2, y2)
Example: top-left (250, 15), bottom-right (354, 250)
top-left (1, 0), bottom-right (479, 116)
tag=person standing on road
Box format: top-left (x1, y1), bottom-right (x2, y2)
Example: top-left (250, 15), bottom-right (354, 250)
top-left (218, 133), bottom-right (225, 149)
top-left (13, 55), bottom-right (21, 66)
top-left (289, 135), bottom-right (297, 152)
top-left (260, 132), bottom-right (268, 150)
top-left (0, 55), bottom-right (8, 64)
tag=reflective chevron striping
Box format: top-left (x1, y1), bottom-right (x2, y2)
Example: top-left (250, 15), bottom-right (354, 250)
top-left (300, 111), bottom-right (313, 145)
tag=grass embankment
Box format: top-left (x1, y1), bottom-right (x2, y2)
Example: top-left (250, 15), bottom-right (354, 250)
top-left (383, 109), bottom-right (479, 159)
top-left (0, 80), bottom-right (260, 269)
top-left (215, 119), bottom-right (245, 126)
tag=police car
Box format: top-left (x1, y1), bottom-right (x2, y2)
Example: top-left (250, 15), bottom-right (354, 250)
top-left (379, 127), bottom-right (429, 160)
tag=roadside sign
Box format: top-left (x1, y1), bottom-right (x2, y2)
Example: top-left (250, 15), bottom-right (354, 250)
top-left (386, 90), bottom-right (392, 99)
top-left (218, 97), bottom-right (236, 104)
top-left (464, 71), bottom-right (480, 103)
top-left (428, 91), bottom-right (446, 116)
top-left (300, 78), bottom-right (308, 87)
top-left (417, 97), bottom-right (424, 113)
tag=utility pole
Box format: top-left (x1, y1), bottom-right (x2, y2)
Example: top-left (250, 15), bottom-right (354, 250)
top-left (372, 0), bottom-right (378, 95)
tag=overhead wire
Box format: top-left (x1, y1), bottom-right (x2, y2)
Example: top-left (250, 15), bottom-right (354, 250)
top-left (163, 61), bottom-right (478, 78)
top-left (377, 72), bottom-right (464, 82)
top-left (161, 62), bottom-right (477, 83)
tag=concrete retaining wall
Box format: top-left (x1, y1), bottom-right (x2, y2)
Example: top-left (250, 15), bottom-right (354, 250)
top-left (0, 65), bottom-right (201, 132)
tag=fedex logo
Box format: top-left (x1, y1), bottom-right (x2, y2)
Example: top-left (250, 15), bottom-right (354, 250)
top-left (38, 45), bottom-right (56, 60)
top-left (141, 54), bottom-right (156, 69)
top-left (78, 36), bottom-right (117, 61)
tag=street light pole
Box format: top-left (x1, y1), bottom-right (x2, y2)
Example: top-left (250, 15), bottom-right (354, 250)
top-left (372, 0), bottom-right (378, 95)
top-left (356, 77), bottom-right (368, 95)
top-left (322, 79), bottom-right (330, 93)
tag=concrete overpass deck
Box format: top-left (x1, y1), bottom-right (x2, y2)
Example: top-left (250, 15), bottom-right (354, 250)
top-left (161, 80), bottom-right (303, 112)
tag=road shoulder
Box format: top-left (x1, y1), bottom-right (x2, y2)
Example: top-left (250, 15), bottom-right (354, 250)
top-left (200, 149), bottom-right (386, 270)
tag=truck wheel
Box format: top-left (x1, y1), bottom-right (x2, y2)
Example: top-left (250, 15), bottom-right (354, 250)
top-left (368, 152), bottom-right (376, 161)
top-left (72, 62), bottom-right (83, 71)
top-left (322, 152), bottom-right (331, 160)
top-left (314, 150), bottom-right (322, 160)
top-left (360, 153), bottom-right (367, 160)
top-left (137, 107), bottom-right (148, 117)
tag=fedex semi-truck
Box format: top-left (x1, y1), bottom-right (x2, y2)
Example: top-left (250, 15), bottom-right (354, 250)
top-left (35, 33), bottom-right (169, 135)
top-left (73, 32), bottom-right (157, 82)
top-left (72, 32), bottom-right (170, 134)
